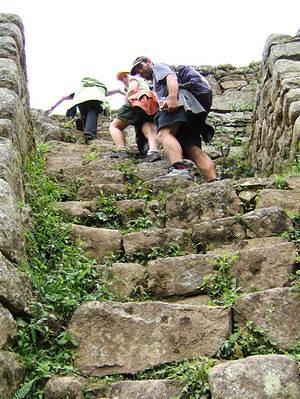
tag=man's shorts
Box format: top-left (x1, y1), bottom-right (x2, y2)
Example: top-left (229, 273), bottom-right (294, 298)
top-left (155, 106), bottom-right (208, 149)
top-left (117, 103), bottom-right (154, 127)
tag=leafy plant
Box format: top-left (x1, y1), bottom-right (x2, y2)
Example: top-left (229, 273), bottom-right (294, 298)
top-left (15, 144), bottom-right (111, 397)
top-left (216, 321), bottom-right (278, 360)
top-left (274, 175), bottom-right (288, 189)
top-left (198, 253), bottom-right (241, 306)
top-left (12, 379), bottom-right (38, 399)
top-left (135, 356), bottom-right (216, 398)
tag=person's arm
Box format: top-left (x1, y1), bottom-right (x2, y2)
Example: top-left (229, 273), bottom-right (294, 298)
top-left (165, 74), bottom-right (179, 112)
top-left (45, 93), bottom-right (74, 115)
top-left (106, 88), bottom-right (126, 96)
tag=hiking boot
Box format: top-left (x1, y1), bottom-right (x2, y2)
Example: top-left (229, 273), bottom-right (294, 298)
top-left (156, 167), bottom-right (192, 180)
top-left (118, 149), bottom-right (131, 160)
top-left (84, 134), bottom-right (96, 144)
top-left (144, 151), bottom-right (162, 162)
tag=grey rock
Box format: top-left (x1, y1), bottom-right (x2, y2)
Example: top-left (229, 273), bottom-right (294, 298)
top-left (0, 252), bottom-right (32, 314)
top-left (44, 375), bottom-right (86, 399)
top-left (109, 379), bottom-right (182, 399)
top-left (235, 287), bottom-right (300, 349)
top-left (0, 303), bottom-right (17, 348)
top-left (69, 300), bottom-right (231, 376)
top-left (69, 224), bottom-right (122, 263)
top-left (209, 354), bottom-right (300, 399)
top-left (0, 350), bottom-right (25, 399)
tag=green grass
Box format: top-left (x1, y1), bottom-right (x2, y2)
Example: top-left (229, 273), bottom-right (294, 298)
top-left (13, 143), bottom-right (111, 398)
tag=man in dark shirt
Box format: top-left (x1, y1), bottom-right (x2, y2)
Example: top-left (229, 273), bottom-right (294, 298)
top-left (130, 57), bottom-right (217, 182)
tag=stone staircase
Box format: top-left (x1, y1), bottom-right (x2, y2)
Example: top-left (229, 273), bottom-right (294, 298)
top-left (41, 118), bottom-right (300, 399)
top-left (0, 13), bottom-right (299, 398)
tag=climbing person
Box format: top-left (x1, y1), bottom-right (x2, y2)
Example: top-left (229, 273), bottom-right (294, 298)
top-left (109, 70), bottom-right (162, 162)
top-left (46, 77), bottom-right (125, 143)
top-left (130, 57), bottom-right (217, 181)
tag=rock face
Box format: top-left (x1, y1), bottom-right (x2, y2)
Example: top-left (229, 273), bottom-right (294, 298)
top-left (0, 13), bottom-right (34, 395)
top-left (69, 301), bottom-right (231, 376)
top-left (0, 351), bottom-right (25, 399)
top-left (209, 355), bottom-right (300, 399)
top-left (249, 32), bottom-right (300, 175)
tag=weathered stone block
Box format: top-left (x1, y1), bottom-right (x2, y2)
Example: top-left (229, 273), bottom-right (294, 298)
top-left (69, 301), bottom-right (231, 376)
top-left (109, 380), bottom-right (182, 399)
top-left (100, 262), bottom-right (146, 299)
top-left (0, 58), bottom-right (20, 94)
top-left (192, 216), bottom-right (245, 250)
top-left (256, 189), bottom-right (300, 213)
top-left (147, 254), bottom-right (215, 297)
top-left (0, 303), bottom-right (17, 348)
top-left (0, 252), bottom-right (32, 314)
top-left (123, 227), bottom-right (192, 257)
top-left (0, 178), bottom-right (25, 263)
top-left (44, 375), bottom-right (86, 399)
top-left (0, 137), bottom-right (24, 200)
top-left (166, 180), bottom-right (242, 228)
top-left (235, 287), bottom-right (300, 349)
top-left (209, 354), bottom-right (300, 399)
top-left (0, 350), bottom-right (25, 399)
top-left (241, 207), bottom-right (293, 238)
top-left (69, 225), bottom-right (122, 263)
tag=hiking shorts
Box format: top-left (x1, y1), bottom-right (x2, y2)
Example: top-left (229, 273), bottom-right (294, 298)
top-left (155, 106), bottom-right (208, 149)
top-left (117, 103), bottom-right (154, 127)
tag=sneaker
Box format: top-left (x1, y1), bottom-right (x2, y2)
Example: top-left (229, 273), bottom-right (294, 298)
top-left (144, 151), bottom-right (162, 162)
top-left (157, 167), bottom-right (192, 180)
top-left (118, 149), bottom-right (131, 160)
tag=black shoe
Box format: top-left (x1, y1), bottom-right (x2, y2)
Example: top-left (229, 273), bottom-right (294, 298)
top-left (144, 152), bottom-right (162, 162)
top-left (118, 149), bottom-right (131, 160)
top-left (84, 135), bottom-right (95, 144)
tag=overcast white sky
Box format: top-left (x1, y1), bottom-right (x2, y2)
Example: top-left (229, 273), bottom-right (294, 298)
top-left (1, 0), bottom-right (300, 113)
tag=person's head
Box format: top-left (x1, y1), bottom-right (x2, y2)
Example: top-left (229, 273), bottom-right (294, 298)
top-left (116, 71), bottom-right (130, 86)
top-left (130, 56), bottom-right (153, 80)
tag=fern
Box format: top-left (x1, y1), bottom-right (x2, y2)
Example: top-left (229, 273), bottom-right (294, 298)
top-left (12, 379), bottom-right (37, 399)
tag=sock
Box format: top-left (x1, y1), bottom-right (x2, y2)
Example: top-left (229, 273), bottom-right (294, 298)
top-left (172, 162), bottom-right (188, 170)
top-left (147, 149), bottom-right (160, 155)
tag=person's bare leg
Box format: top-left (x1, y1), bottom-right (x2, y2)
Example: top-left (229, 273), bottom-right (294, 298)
top-left (158, 123), bottom-right (183, 164)
top-left (184, 143), bottom-right (217, 181)
top-left (109, 119), bottom-right (129, 149)
top-left (142, 122), bottom-right (160, 151)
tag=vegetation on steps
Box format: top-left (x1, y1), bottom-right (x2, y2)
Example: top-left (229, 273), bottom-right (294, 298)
top-left (12, 143), bottom-right (111, 398)
top-left (11, 140), bottom-right (300, 398)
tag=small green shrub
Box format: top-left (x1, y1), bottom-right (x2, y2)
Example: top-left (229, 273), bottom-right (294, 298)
top-left (198, 253), bottom-right (241, 307)
top-left (136, 356), bottom-right (216, 398)
top-left (15, 144), bottom-right (111, 397)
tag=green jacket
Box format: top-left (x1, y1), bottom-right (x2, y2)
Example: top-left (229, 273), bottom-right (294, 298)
top-left (71, 77), bottom-right (110, 116)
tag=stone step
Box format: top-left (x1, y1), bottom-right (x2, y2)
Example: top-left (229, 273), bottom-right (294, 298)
top-left (192, 206), bottom-right (294, 250)
top-left (100, 237), bottom-right (297, 300)
top-left (68, 300), bottom-right (231, 376)
top-left (234, 287), bottom-right (300, 350)
top-left (208, 354), bottom-right (300, 399)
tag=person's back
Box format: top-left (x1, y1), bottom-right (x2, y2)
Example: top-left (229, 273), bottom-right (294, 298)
top-left (72, 77), bottom-right (107, 106)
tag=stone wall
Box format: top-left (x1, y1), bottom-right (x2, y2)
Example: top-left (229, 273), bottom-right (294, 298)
top-left (0, 13), bottom-right (34, 399)
top-left (194, 63), bottom-right (260, 150)
top-left (248, 30), bottom-right (300, 175)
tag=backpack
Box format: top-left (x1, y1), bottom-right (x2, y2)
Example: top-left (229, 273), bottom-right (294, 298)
top-left (177, 65), bottom-right (215, 143)
top-left (177, 65), bottom-right (211, 103)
